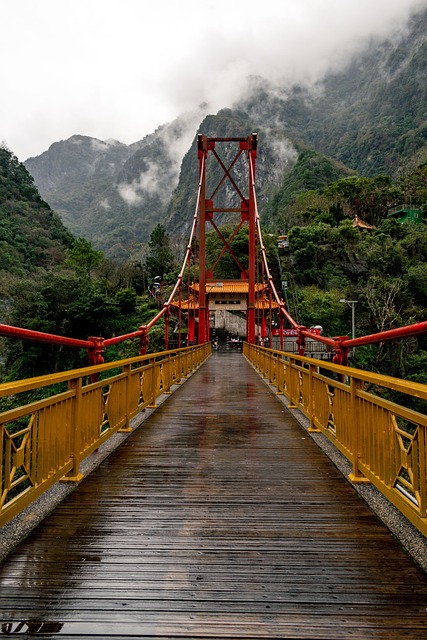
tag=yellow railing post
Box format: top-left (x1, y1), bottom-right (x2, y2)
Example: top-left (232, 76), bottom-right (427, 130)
top-left (418, 426), bottom-right (427, 518)
top-left (276, 354), bottom-right (284, 395)
top-left (163, 352), bottom-right (172, 393)
top-left (348, 376), bottom-right (369, 483)
top-left (63, 376), bottom-right (84, 482)
top-left (287, 358), bottom-right (297, 409)
top-left (119, 363), bottom-right (133, 433)
top-left (148, 357), bottom-right (159, 408)
top-left (307, 362), bottom-right (320, 433)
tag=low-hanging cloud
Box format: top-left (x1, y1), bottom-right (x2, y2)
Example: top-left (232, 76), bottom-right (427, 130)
top-left (160, 0), bottom-right (427, 119)
top-left (117, 161), bottom-right (167, 205)
top-left (1, 0), bottom-right (426, 161)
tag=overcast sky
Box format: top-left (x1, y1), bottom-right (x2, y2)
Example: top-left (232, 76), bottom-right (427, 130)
top-left (1, 0), bottom-right (426, 161)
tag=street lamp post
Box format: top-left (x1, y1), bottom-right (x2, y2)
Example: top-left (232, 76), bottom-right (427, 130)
top-left (340, 299), bottom-right (357, 340)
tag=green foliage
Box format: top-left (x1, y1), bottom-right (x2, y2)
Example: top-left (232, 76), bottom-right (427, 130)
top-left (1, 267), bottom-right (165, 380)
top-left (297, 287), bottom-right (346, 337)
top-left (66, 237), bottom-right (103, 279)
top-left (0, 146), bottom-right (72, 276)
top-left (145, 224), bottom-right (176, 283)
top-left (115, 287), bottom-right (137, 314)
top-left (279, 162), bottom-right (427, 380)
top-left (262, 149), bottom-right (353, 230)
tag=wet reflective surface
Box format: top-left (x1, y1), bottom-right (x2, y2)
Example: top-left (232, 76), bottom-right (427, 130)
top-left (1, 352), bottom-right (427, 638)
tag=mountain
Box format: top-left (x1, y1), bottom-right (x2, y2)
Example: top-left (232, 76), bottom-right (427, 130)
top-left (239, 7), bottom-right (427, 178)
top-left (0, 146), bottom-right (72, 280)
top-left (164, 109), bottom-right (297, 237)
top-left (24, 110), bottom-right (207, 260)
top-left (24, 134), bottom-right (156, 260)
top-left (24, 5), bottom-right (427, 256)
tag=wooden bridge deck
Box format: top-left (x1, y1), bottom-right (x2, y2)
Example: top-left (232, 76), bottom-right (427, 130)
top-left (1, 352), bottom-right (427, 639)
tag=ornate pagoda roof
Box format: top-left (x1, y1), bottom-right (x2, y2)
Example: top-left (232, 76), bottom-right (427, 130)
top-left (191, 280), bottom-right (267, 294)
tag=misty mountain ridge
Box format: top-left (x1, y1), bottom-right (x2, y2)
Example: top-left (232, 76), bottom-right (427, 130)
top-left (24, 108), bottom-right (209, 260)
top-left (24, 5), bottom-right (427, 257)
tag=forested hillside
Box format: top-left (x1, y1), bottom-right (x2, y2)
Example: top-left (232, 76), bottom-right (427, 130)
top-left (240, 7), bottom-right (427, 178)
top-left (305, 8), bottom-right (427, 176)
top-left (0, 147), bottom-right (72, 279)
top-left (277, 160), bottom-right (427, 384)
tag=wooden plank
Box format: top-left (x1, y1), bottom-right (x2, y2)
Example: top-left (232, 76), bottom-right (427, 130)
top-left (1, 352), bottom-right (427, 639)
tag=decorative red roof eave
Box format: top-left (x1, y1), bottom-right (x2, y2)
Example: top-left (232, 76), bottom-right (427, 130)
top-left (170, 297), bottom-right (280, 310)
top-left (191, 280), bottom-right (268, 294)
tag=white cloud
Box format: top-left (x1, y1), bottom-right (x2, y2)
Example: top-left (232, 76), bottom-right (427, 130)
top-left (99, 198), bottom-right (111, 210)
top-left (0, 0), bottom-right (425, 161)
top-left (117, 184), bottom-right (143, 206)
top-left (117, 159), bottom-right (177, 205)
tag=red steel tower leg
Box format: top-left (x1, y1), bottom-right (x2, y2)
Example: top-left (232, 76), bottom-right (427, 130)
top-left (247, 134), bottom-right (257, 344)
top-left (197, 135), bottom-right (208, 344)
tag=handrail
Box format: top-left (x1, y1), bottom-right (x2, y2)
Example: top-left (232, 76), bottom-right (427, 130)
top-left (244, 342), bottom-right (427, 537)
top-left (0, 323), bottom-right (92, 349)
top-left (342, 321), bottom-right (427, 349)
top-left (0, 343), bottom-right (211, 527)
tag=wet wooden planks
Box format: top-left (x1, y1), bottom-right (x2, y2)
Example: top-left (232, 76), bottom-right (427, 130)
top-left (1, 352), bottom-right (427, 639)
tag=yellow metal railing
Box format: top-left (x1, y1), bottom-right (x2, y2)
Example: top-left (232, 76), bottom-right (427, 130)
top-left (0, 343), bottom-right (211, 526)
top-left (244, 342), bottom-right (427, 537)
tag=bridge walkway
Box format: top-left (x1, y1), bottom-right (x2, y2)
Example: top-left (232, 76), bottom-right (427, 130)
top-left (1, 352), bottom-right (427, 638)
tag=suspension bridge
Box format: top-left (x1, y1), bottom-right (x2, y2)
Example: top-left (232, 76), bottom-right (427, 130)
top-left (1, 136), bottom-right (427, 638)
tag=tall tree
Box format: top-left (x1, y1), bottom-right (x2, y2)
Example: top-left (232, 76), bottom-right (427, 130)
top-left (145, 224), bottom-right (175, 283)
top-left (66, 238), bottom-right (103, 280)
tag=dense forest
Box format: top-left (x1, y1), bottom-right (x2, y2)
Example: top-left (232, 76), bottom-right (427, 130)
top-left (268, 151), bottom-right (427, 384)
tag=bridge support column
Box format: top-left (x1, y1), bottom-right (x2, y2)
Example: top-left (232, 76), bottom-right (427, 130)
top-left (188, 311), bottom-right (195, 345)
top-left (247, 133), bottom-right (257, 344)
top-left (88, 336), bottom-right (105, 383)
top-left (197, 135), bottom-right (208, 344)
top-left (139, 327), bottom-right (149, 355)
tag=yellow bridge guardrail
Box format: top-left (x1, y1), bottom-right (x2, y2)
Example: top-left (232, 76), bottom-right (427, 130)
top-left (244, 342), bottom-right (427, 537)
top-left (0, 343), bottom-right (211, 527)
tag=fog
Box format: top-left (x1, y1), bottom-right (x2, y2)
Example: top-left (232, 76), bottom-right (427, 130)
top-left (1, 0), bottom-right (425, 161)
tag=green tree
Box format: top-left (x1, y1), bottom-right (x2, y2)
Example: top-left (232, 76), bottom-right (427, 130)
top-left (145, 224), bottom-right (176, 283)
top-left (66, 238), bottom-right (103, 280)
top-left (298, 286), bottom-right (346, 337)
